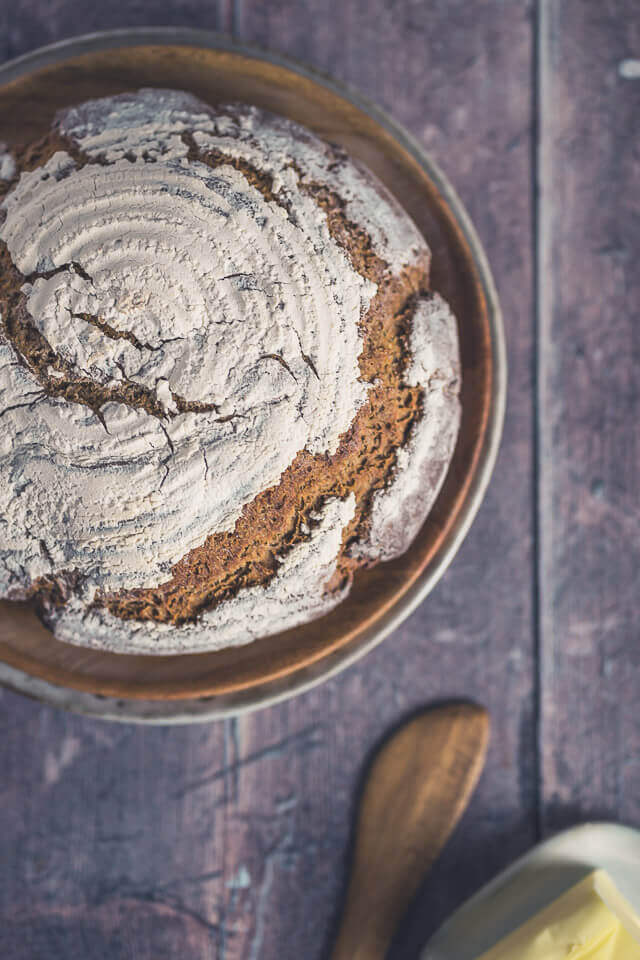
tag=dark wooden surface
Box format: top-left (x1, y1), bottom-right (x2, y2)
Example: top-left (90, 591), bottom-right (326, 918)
top-left (0, 1), bottom-right (637, 958)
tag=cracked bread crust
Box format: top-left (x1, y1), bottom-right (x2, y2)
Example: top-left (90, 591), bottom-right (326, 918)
top-left (0, 89), bottom-right (460, 653)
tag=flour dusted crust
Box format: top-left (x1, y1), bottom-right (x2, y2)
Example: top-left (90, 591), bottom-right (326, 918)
top-left (0, 89), bottom-right (460, 653)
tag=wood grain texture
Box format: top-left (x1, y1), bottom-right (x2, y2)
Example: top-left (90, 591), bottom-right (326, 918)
top-left (0, 0), bottom-right (556, 958)
top-left (234, 4), bottom-right (538, 957)
top-left (331, 704), bottom-right (489, 960)
top-left (3, 0), bottom-right (235, 56)
top-left (538, 0), bottom-right (640, 831)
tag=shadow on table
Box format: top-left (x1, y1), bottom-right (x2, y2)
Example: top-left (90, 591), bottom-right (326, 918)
top-left (388, 814), bottom-right (532, 959)
top-left (321, 694), bottom-right (617, 960)
top-left (320, 699), bottom-right (507, 960)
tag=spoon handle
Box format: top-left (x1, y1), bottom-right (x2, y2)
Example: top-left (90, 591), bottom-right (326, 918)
top-left (330, 702), bottom-right (489, 960)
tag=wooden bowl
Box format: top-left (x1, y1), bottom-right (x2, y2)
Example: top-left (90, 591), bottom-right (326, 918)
top-left (0, 29), bottom-right (505, 721)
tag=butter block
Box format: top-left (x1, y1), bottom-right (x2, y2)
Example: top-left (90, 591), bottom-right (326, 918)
top-left (475, 870), bottom-right (640, 959)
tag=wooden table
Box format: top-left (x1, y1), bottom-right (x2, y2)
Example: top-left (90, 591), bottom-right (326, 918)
top-left (1, 2), bottom-right (638, 957)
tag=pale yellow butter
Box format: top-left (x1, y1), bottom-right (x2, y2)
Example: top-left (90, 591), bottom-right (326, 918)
top-left (476, 870), bottom-right (640, 959)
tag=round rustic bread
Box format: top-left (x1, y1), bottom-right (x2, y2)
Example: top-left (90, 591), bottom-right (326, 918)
top-left (0, 88), bottom-right (460, 653)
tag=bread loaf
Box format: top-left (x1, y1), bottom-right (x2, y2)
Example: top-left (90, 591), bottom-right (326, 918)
top-left (0, 89), bottom-right (460, 653)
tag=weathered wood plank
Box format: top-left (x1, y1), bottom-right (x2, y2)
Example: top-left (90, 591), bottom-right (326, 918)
top-left (0, 697), bottom-right (230, 958)
top-left (538, 0), bottom-right (640, 833)
top-left (0, 2), bottom-right (536, 958)
top-left (226, 2), bottom-right (538, 957)
top-left (5, 0), bottom-right (233, 59)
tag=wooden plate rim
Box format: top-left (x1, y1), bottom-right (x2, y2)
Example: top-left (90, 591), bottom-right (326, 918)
top-left (0, 28), bottom-right (506, 721)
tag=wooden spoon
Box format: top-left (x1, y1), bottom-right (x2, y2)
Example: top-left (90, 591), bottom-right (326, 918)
top-left (330, 702), bottom-right (490, 960)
